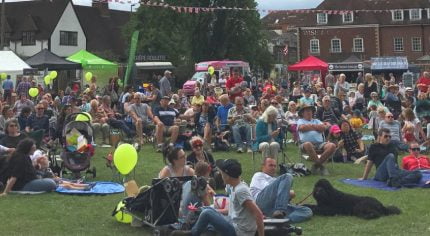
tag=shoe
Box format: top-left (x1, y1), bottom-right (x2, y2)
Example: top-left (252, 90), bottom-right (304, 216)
top-left (156, 144), bottom-right (163, 152)
top-left (272, 210), bottom-right (286, 219)
top-left (170, 230), bottom-right (192, 236)
top-left (320, 166), bottom-right (330, 176)
top-left (237, 147), bottom-right (243, 153)
top-left (247, 147), bottom-right (253, 153)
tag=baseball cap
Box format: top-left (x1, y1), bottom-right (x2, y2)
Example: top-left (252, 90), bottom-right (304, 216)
top-left (217, 159), bottom-right (242, 178)
top-left (329, 125), bottom-right (341, 134)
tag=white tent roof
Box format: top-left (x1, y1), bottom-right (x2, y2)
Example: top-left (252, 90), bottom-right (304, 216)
top-left (0, 51), bottom-right (31, 72)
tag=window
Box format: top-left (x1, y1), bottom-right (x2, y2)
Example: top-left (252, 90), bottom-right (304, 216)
top-left (392, 10), bottom-right (404, 21)
top-left (60, 31), bottom-right (78, 46)
top-left (412, 37), bottom-right (422, 51)
top-left (317, 13), bottom-right (327, 24)
top-left (22, 31), bottom-right (35, 45)
top-left (310, 39), bottom-right (320, 54)
top-left (393, 37), bottom-right (404, 51)
top-left (331, 38), bottom-right (342, 53)
top-left (427, 8), bottom-right (430, 19)
top-left (353, 38), bottom-right (364, 52)
top-left (409, 9), bottom-right (422, 20)
top-left (342, 12), bottom-right (354, 23)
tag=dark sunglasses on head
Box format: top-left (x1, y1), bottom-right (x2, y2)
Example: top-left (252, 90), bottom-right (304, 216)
top-left (410, 147), bottom-right (420, 152)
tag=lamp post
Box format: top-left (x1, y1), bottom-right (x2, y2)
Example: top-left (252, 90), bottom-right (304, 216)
top-left (130, 3), bottom-right (136, 13)
top-left (1, 0), bottom-right (5, 49)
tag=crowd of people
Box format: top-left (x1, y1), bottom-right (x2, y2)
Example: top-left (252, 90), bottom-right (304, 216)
top-left (1, 68), bottom-right (430, 236)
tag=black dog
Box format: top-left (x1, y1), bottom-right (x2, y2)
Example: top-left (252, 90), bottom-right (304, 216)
top-left (304, 179), bottom-right (401, 219)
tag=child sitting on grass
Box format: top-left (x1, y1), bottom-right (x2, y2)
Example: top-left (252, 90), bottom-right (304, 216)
top-left (349, 110), bottom-right (365, 131)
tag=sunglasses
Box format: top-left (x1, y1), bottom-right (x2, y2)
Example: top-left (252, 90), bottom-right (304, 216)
top-left (386, 116), bottom-right (393, 118)
top-left (410, 147), bottom-right (420, 152)
top-left (8, 124), bottom-right (17, 127)
top-left (383, 135), bottom-right (391, 138)
top-left (193, 144), bottom-right (203, 148)
top-left (271, 102), bottom-right (278, 105)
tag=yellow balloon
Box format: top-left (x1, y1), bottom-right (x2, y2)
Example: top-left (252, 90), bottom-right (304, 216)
top-left (75, 112), bottom-right (92, 122)
top-left (114, 143), bottom-right (138, 175)
top-left (28, 88), bottom-right (39, 98)
top-left (208, 66), bottom-right (215, 75)
top-left (50, 71), bottom-right (58, 79)
top-left (114, 201), bottom-right (132, 224)
top-left (44, 75), bottom-right (51, 85)
top-left (85, 72), bottom-right (93, 82)
top-left (0, 73), bottom-right (7, 80)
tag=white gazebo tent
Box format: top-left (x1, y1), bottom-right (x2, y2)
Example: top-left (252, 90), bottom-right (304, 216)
top-left (0, 51), bottom-right (31, 84)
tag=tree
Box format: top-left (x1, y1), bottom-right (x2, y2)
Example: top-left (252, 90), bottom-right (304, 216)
top-left (124, 0), bottom-right (273, 77)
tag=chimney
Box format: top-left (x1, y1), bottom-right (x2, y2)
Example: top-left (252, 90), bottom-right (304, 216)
top-left (92, 1), bottom-right (110, 18)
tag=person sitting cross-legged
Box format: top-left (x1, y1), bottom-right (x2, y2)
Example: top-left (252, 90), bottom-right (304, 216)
top-left (359, 129), bottom-right (422, 187)
top-left (250, 157), bottom-right (313, 223)
top-left (297, 104), bottom-right (336, 176)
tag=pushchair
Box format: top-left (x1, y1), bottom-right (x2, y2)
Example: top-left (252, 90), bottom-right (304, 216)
top-left (60, 112), bottom-right (96, 179)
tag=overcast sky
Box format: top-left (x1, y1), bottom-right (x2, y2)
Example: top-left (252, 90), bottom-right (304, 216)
top-left (70, 0), bottom-right (324, 12)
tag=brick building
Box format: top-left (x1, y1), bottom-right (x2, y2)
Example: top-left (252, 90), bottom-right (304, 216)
top-left (263, 0), bottom-right (430, 65)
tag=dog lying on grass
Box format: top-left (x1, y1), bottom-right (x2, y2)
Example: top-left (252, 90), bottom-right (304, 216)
top-left (304, 179), bottom-right (401, 219)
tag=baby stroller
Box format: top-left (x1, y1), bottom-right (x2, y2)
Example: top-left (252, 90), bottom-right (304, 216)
top-left (60, 112), bottom-right (96, 179)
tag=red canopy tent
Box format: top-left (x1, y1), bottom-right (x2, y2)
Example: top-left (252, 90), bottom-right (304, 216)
top-left (288, 56), bottom-right (328, 86)
top-left (288, 56), bottom-right (328, 71)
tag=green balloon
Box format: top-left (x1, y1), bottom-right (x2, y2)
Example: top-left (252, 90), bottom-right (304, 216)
top-left (114, 201), bottom-right (132, 223)
top-left (114, 143), bottom-right (138, 175)
top-left (44, 75), bottom-right (51, 85)
top-left (0, 73), bottom-right (7, 80)
top-left (85, 72), bottom-right (93, 82)
top-left (75, 112), bottom-right (92, 122)
top-left (50, 71), bottom-right (58, 79)
top-left (28, 87), bottom-right (39, 97)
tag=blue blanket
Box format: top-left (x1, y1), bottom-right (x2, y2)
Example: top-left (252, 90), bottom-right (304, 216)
top-left (341, 171), bottom-right (430, 191)
top-left (56, 181), bottom-right (124, 195)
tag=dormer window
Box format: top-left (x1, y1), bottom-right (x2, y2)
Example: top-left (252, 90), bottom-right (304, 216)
top-left (317, 13), bottom-right (328, 24)
top-left (409, 9), bottom-right (422, 20)
top-left (342, 12), bottom-right (354, 23)
top-left (392, 10), bottom-right (404, 21)
top-left (22, 31), bottom-right (35, 46)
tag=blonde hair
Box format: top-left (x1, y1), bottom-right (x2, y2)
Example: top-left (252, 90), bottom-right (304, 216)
top-left (261, 105), bottom-right (278, 123)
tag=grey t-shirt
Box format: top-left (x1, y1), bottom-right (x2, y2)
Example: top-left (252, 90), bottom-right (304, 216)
top-left (229, 182), bottom-right (257, 235)
top-left (378, 120), bottom-right (401, 141)
top-left (129, 103), bottom-right (150, 122)
top-left (159, 76), bottom-right (171, 97)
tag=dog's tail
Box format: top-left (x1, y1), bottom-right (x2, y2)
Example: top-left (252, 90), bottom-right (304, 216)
top-left (384, 205), bottom-right (401, 215)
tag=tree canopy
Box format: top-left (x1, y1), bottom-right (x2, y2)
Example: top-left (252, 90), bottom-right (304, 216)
top-left (124, 0), bottom-right (273, 74)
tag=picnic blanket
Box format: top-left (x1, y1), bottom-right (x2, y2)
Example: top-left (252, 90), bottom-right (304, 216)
top-left (341, 171), bottom-right (430, 191)
top-left (56, 181), bottom-right (124, 195)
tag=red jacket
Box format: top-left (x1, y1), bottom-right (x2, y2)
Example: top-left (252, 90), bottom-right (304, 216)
top-left (226, 76), bottom-right (244, 101)
top-left (402, 154), bottom-right (430, 171)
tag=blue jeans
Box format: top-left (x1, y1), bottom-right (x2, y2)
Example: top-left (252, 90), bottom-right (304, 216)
top-left (191, 207), bottom-right (236, 236)
top-left (374, 154), bottom-right (404, 182)
top-left (256, 174), bottom-right (312, 223)
top-left (22, 178), bottom-right (57, 192)
top-left (232, 124), bottom-right (251, 149)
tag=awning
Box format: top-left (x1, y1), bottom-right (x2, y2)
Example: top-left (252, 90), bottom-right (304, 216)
top-left (135, 62), bottom-right (175, 70)
top-left (371, 57), bottom-right (408, 70)
top-left (26, 49), bottom-right (81, 70)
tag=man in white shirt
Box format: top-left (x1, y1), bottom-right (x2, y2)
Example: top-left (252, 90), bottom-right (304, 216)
top-left (250, 158), bottom-right (312, 223)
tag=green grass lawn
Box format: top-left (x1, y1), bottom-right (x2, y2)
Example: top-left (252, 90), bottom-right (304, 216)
top-left (0, 142), bottom-right (429, 236)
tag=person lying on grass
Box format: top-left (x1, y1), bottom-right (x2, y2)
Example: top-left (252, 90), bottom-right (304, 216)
top-left (34, 155), bottom-right (94, 191)
top-left (250, 157), bottom-right (312, 223)
top-left (359, 128), bottom-right (423, 187)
